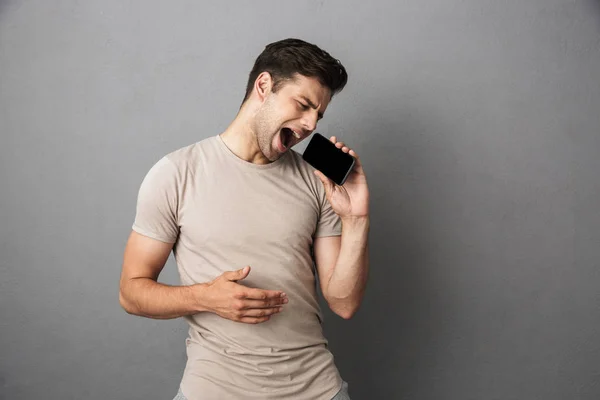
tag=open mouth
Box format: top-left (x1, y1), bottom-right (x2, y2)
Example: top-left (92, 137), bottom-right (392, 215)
top-left (280, 128), bottom-right (296, 150)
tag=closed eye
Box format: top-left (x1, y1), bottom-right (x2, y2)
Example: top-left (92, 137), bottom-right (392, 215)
top-left (297, 101), bottom-right (310, 111)
top-left (296, 97), bottom-right (324, 121)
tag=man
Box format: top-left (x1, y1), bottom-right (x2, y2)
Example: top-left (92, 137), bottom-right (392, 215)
top-left (119, 38), bottom-right (369, 400)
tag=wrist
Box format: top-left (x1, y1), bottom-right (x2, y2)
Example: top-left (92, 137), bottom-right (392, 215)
top-left (190, 283), bottom-right (211, 313)
top-left (341, 215), bottom-right (370, 228)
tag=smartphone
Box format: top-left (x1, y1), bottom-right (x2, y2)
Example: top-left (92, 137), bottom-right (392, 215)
top-left (302, 133), bottom-right (355, 186)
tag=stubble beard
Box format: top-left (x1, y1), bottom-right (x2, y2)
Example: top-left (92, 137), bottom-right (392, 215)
top-left (254, 102), bottom-right (282, 162)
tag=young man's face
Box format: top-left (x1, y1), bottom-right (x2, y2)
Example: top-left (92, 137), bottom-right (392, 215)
top-left (253, 74), bottom-right (331, 162)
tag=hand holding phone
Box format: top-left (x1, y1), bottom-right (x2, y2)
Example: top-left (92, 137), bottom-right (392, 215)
top-left (302, 133), bottom-right (355, 185)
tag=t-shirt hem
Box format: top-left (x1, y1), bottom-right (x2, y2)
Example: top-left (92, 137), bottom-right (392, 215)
top-left (314, 230), bottom-right (342, 238)
top-left (326, 380), bottom-right (345, 400)
top-left (180, 379), bottom-right (343, 400)
top-left (132, 224), bottom-right (177, 244)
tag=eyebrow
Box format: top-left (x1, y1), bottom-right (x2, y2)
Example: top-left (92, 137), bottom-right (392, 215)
top-left (300, 95), bottom-right (324, 120)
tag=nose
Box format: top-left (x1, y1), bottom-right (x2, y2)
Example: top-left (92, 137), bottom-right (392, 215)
top-left (301, 111), bottom-right (319, 133)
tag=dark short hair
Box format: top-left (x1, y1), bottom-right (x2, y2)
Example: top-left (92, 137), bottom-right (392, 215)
top-left (242, 38), bottom-right (348, 103)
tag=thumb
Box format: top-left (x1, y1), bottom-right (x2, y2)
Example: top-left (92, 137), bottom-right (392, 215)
top-left (314, 170), bottom-right (335, 197)
top-left (224, 266), bottom-right (250, 281)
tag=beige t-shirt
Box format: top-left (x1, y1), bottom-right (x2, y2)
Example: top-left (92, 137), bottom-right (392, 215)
top-left (132, 135), bottom-right (343, 399)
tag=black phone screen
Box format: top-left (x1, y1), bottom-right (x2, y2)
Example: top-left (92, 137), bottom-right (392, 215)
top-left (302, 133), bottom-right (355, 185)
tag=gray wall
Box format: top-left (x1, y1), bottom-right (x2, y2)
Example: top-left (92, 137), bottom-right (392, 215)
top-left (1, 1), bottom-right (599, 399)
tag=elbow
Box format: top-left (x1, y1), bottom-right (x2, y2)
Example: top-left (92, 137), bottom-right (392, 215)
top-left (119, 288), bottom-right (138, 315)
top-left (336, 309), bottom-right (356, 320)
top-left (328, 300), bottom-right (360, 320)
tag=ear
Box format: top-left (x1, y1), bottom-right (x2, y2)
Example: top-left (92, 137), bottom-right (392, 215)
top-left (254, 72), bottom-right (273, 102)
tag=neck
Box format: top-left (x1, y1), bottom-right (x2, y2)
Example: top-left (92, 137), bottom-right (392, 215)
top-left (220, 104), bottom-right (271, 165)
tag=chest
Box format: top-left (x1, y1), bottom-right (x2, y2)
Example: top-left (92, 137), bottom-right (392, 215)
top-left (178, 170), bottom-right (321, 251)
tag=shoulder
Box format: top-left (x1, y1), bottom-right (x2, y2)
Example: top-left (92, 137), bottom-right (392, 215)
top-left (285, 149), bottom-right (327, 200)
top-left (148, 136), bottom-right (220, 182)
top-left (287, 149), bottom-right (315, 174)
top-left (163, 136), bottom-right (216, 170)
top-left (140, 136), bottom-right (217, 190)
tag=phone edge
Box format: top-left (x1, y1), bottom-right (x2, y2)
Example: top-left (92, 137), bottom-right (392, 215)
top-left (338, 156), bottom-right (355, 186)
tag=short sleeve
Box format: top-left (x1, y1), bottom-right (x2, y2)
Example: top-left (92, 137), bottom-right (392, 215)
top-left (314, 190), bottom-right (342, 238)
top-left (132, 156), bottom-right (180, 243)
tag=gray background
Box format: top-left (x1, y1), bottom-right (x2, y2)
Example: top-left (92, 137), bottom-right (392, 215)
top-left (1, 1), bottom-right (599, 399)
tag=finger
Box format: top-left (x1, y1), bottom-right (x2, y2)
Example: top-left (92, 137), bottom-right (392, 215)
top-left (341, 146), bottom-right (350, 153)
top-left (223, 266), bottom-right (250, 282)
top-left (241, 297), bottom-right (288, 309)
top-left (348, 149), bottom-right (363, 169)
top-left (240, 287), bottom-right (287, 301)
top-left (238, 316), bottom-right (271, 324)
top-left (330, 136), bottom-right (336, 143)
top-left (241, 307), bottom-right (283, 317)
top-left (314, 169), bottom-right (336, 193)
top-left (335, 141), bottom-right (345, 148)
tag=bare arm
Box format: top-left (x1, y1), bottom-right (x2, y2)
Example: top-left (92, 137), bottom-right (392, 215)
top-left (119, 230), bottom-right (287, 322)
top-left (119, 231), bottom-right (203, 319)
top-left (312, 136), bottom-right (370, 319)
top-left (314, 217), bottom-right (369, 319)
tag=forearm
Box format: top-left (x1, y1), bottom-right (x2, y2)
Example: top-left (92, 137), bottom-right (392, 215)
top-left (119, 278), bottom-right (207, 319)
top-left (326, 216), bottom-right (369, 318)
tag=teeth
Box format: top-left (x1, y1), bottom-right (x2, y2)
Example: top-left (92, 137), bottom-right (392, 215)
top-left (292, 130), bottom-right (301, 139)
